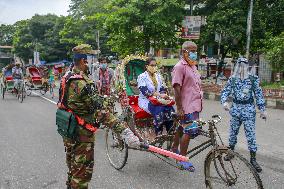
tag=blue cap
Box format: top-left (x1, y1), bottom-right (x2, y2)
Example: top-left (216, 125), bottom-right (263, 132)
top-left (74, 53), bottom-right (87, 60)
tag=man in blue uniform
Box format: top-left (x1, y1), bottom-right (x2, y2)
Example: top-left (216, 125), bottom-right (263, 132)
top-left (221, 57), bottom-right (267, 173)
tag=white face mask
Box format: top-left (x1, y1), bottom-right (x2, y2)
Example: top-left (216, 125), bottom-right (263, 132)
top-left (232, 59), bottom-right (249, 80)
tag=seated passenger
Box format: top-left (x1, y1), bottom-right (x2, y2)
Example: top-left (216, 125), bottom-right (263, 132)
top-left (137, 58), bottom-right (175, 135)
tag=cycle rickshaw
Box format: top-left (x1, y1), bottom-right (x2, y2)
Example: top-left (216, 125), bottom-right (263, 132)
top-left (0, 64), bottom-right (25, 103)
top-left (105, 55), bottom-right (263, 189)
top-left (25, 66), bottom-right (49, 96)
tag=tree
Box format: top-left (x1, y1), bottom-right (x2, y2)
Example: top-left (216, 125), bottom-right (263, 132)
top-left (13, 20), bottom-right (34, 62)
top-left (13, 14), bottom-right (69, 62)
top-left (196, 0), bottom-right (284, 58)
top-left (264, 32), bottom-right (284, 73)
top-left (0, 24), bottom-right (15, 46)
top-left (60, 0), bottom-right (111, 55)
top-left (97, 0), bottom-right (186, 56)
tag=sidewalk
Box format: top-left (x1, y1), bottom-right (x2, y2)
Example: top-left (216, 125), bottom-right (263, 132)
top-left (203, 91), bottom-right (284, 110)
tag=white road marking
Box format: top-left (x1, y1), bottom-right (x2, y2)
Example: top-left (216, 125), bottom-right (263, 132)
top-left (32, 92), bottom-right (57, 105)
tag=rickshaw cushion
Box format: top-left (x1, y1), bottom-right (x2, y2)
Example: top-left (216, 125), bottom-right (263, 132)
top-left (131, 104), bottom-right (151, 119)
top-left (6, 76), bottom-right (13, 81)
top-left (128, 96), bottom-right (151, 119)
top-left (32, 77), bottom-right (41, 81)
top-left (28, 67), bottom-right (41, 78)
top-left (128, 95), bottom-right (138, 105)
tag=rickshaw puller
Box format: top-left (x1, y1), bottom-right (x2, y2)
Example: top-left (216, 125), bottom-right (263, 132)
top-left (12, 62), bottom-right (23, 92)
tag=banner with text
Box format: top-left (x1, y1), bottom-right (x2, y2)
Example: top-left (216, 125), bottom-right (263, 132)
top-left (181, 16), bottom-right (201, 40)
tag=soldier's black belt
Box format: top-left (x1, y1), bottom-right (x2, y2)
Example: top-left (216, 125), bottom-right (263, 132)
top-left (233, 98), bottom-right (254, 105)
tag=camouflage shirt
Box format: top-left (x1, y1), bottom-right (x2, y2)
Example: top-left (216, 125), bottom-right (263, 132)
top-left (67, 68), bottom-right (97, 142)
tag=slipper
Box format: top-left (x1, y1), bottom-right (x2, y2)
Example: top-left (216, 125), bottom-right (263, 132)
top-left (177, 161), bottom-right (195, 172)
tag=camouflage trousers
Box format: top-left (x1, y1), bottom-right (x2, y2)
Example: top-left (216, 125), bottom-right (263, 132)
top-left (62, 113), bottom-right (127, 189)
top-left (63, 138), bottom-right (95, 189)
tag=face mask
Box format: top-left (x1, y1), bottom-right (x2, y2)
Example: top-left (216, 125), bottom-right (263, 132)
top-left (189, 52), bottom-right (197, 61)
top-left (147, 66), bottom-right (157, 74)
top-left (100, 63), bottom-right (107, 70)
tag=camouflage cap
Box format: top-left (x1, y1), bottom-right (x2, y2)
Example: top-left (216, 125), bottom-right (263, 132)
top-left (72, 44), bottom-right (100, 55)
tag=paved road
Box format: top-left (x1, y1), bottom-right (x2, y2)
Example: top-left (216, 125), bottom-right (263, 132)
top-left (0, 90), bottom-right (283, 189)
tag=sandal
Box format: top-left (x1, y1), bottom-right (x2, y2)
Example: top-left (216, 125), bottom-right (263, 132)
top-left (177, 161), bottom-right (195, 172)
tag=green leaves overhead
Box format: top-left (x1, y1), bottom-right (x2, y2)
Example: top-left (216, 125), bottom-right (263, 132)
top-left (99, 0), bottom-right (185, 56)
top-left (263, 32), bottom-right (284, 72)
top-left (2, 0), bottom-right (283, 63)
top-left (196, 0), bottom-right (284, 57)
top-left (0, 24), bottom-right (15, 46)
top-left (12, 14), bottom-right (69, 62)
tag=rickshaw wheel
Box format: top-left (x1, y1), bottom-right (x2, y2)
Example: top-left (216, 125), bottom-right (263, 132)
top-left (105, 128), bottom-right (128, 170)
top-left (40, 87), bottom-right (47, 95)
top-left (1, 85), bottom-right (5, 99)
top-left (26, 88), bottom-right (32, 96)
top-left (25, 83), bottom-right (32, 96)
top-left (18, 85), bottom-right (24, 103)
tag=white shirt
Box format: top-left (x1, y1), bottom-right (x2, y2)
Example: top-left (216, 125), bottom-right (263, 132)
top-left (137, 71), bottom-right (164, 113)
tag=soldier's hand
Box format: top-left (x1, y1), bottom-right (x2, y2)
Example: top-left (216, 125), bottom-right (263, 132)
top-left (260, 111), bottom-right (267, 121)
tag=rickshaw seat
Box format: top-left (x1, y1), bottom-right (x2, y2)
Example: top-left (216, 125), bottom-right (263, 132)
top-left (128, 95), bottom-right (151, 119)
top-left (6, 76), bottom-right (13, 81)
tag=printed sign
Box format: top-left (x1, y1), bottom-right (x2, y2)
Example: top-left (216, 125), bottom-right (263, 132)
top-left (181, 16), bottom-right (201, 39)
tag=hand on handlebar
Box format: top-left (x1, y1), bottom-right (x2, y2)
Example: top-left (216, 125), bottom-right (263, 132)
top-left (177, 108), bottom-right (185, 121)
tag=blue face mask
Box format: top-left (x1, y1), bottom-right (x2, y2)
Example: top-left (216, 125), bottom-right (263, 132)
top-left (100, 63), bottom-right (107, 70)
top-left (189, 52), bottom-right (197, 61)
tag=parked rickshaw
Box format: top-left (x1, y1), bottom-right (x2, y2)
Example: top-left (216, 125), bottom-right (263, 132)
top-left (25, 66), bottom-right (48, 96)
top-left (0, 64), bottom-right (25, 102)
top-left (105, 55), bottom-right (263, 189)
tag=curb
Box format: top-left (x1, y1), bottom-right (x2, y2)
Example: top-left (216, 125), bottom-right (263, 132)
top-left (203, 92), bottom-right (284, 110)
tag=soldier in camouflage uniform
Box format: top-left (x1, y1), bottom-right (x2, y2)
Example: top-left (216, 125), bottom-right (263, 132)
top-left (221, 57), bottom-right (267, 173)
top-left (61, 44), bottom-right (140, 189)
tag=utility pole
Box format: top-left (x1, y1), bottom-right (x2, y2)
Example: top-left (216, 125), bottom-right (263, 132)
top-left (246, 0), bottom-right (254, 59)
top-left (96, 30), bottom-right (100, 57)
top-left (190, 0), bottom-right (193, 16)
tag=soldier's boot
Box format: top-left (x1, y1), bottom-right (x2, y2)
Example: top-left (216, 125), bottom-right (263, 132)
top-left (250, 151), bottom-right (262, 173)
top-left (224, 145), bottom-right (235, 161)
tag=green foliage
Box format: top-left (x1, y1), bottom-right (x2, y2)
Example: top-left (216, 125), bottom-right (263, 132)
top-left (98, 0), bottom-right (185, 56)
top-left (5, 0), bottom-right (284, 63)
top-left (196, 0), bottom-right (284, 58)
top-left (261, 80), bottom-right (284, 89)
top-left (263, 32), bottom-right (284, 72)
top-left (60, 0), bottom-right (111, 55)
top-left (0, 24), bottom-right (15, 45)
top-left (13, 14), bottom-right (69, 62)
top-left (13, 20), bottom-right (33, 61)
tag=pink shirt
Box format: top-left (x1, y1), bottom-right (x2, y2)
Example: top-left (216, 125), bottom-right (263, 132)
top-left (172, 58), bottom-right (203, 114)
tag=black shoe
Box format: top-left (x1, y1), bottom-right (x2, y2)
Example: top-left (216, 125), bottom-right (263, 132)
top-left (224, 152), bottom-right (234, 161)
top-left (250, 151), bottom-right (262, 173)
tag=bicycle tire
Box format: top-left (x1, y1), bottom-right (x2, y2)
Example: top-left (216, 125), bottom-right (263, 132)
top-left (26, 86), bottom-right (32, 96)
top-left (19, 85), bottom-right (24, 103)
top-left (40, 87), bottom-right (47, 95)
top-left (105, 128), bottom-right (128, 170)
top-left (1, 85), bottom-right (4, 99)
top-left (204, 148), bottom-right (263, 189)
